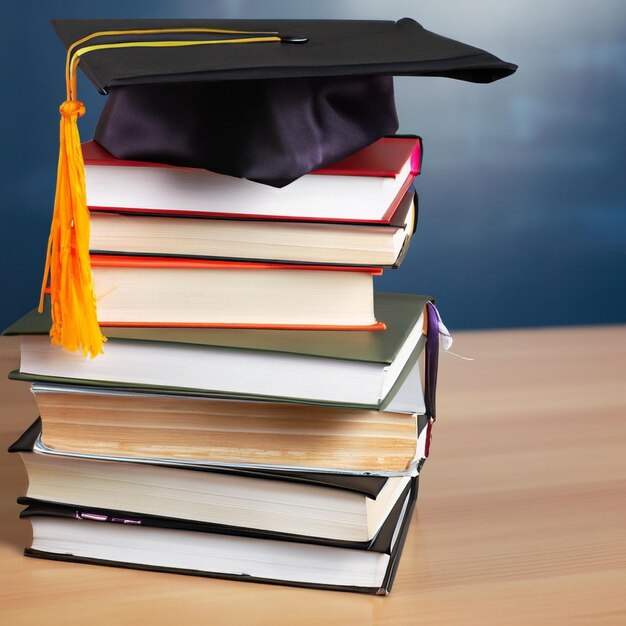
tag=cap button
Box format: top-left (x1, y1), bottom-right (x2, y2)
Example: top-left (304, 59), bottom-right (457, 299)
top-left (279, 35), bottom-right (309, 44)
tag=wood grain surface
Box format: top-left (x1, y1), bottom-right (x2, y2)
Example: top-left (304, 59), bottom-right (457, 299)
top-left (1, 327), bottom-right (625, 625)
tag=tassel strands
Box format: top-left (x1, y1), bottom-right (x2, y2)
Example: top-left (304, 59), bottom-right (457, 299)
top-left (39, 99), bottom-right (105, 358)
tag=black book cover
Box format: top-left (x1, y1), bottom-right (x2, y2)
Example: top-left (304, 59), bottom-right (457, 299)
top-left (18, 473), bottom-right (413, 551)
top-left (21, 477), bottom-right (418, 595)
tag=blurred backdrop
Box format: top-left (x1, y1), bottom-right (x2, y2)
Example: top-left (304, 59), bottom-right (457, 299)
top-left (1, 0), bottom-right (625, 332)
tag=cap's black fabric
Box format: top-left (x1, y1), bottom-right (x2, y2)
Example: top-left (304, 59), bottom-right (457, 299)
top-left (94, 75), bottom-right (398, 186)
top-left (52, 18), bottom-right (516, 186)
top-left (52, 18), bottom-right (517, 89)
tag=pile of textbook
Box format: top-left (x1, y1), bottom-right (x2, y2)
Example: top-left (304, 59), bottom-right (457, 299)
top-left (4, 19), bottom-right (515, 594)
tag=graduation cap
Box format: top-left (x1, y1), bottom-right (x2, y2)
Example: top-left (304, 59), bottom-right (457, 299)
top-left (41, 18), bottom-right (516, 357)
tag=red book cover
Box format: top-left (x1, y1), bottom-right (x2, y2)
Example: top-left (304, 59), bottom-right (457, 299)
top-left (83, 137), bottom-right (421, 224)
top-left (83, 137), bottom-right (422, 178)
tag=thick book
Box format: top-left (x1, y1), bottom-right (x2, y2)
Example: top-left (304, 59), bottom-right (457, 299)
top-left (83, 136), bottom-right (422, 223)
top-left (87, 255), bottom-right (385, 329)
top-left (19, 477), bottom-right (418, 594)
top-left (9, 418), bottom-right (398, 498)
top-left (7, 292), bottom-right (433, 410)
top-left (11, 419), bottom-right (424, 543)
top-left (30, 383), bottom-right (430, 474)
top-left (89, 186), bottom-right (417, 268)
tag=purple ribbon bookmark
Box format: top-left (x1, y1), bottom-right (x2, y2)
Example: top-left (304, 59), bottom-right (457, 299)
top-left (425, 302), bottom-right (439, 421)
top-left (424, 302), bottom-right (440, 457)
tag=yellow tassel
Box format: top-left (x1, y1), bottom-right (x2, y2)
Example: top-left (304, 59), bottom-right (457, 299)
top-left (38, 100), bottom-right (106, 358)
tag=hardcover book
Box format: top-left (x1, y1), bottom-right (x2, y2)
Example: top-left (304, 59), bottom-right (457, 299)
top-left (89, 186), bottom-right (418, 268)
top-left (7, 292), bottom-right (434, 410)
top-left (87, 256), bottom-right (385, 329)
top-left (83, 136), bottom-right (422, 223)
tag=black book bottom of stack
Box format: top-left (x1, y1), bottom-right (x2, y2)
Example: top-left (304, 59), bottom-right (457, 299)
top-left (19, 477), bottom-right (418, 595)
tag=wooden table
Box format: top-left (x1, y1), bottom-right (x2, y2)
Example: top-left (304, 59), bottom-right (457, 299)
top-left (1, 327), bottom-right (625, 625)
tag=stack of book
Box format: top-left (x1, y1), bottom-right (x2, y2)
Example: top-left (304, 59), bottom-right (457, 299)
top-left (3, 12), bottom-right (520, 596)
top-left (4, 133), bottom-right (442, 594)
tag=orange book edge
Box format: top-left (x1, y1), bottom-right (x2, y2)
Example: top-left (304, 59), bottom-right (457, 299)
top-left (98, 321), bottom-right (387, 331)
top-left (90, 255), bottom-right (383, 275)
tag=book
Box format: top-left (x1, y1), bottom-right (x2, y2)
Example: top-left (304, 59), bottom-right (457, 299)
top-left (9, 418), bottom-right (399, 498)
top-left (89, 186), bottom-right (417, 268)
top-left (8, 293), bottom-right (432, 409)
top-left (83, 136), bottom-right (422, 223)
top-left (30, 383), bottom-right (430, 473)
top-left (87, 256), bottom-right (384, 329)
top-left (11, 419), bottom-right (422, 542)
top-left (20, 476), bottom-right (418, 594)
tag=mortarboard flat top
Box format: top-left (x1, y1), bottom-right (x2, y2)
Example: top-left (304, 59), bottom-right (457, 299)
top-left (53, 18), bottom-right (517, 92)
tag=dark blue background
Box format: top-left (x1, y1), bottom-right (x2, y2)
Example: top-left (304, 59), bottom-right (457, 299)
top-left (1, 1), bottom-right (625, 331)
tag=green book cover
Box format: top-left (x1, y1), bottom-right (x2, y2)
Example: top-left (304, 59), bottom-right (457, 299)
top-left (5, 292), bottom-right (432, 365)
top-left (6, 292), bottom-right (432, 410)
top-left (9, 334), bottom-right (425, 411)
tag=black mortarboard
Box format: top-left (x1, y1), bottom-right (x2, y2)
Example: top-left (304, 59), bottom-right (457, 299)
top-left (41, 18), bottom-right (516, 358)
top-left (53, 18), bottom-right (516, 187)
